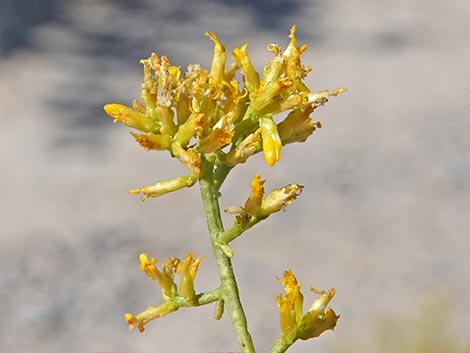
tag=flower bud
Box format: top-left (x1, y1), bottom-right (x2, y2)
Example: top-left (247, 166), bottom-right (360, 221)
top-left (130, 132), bottom-right (172, 151)
top-left (260, 115), bottom-right (282, 167)
top-left (124, 300), bottom-right (179, 333)
top-left (103, 103), bottom-right (160, 133)
top-left (177, 253), bottom-right (202, 304)
top-left (129, 174), bottom-right (198, 200)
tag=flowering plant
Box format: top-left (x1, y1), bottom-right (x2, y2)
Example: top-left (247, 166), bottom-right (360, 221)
top-left (104, 26), bottom-right (345, 353)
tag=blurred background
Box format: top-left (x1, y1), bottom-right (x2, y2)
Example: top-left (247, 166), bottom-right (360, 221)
top-left (1, 0), bottom-right (469, 352)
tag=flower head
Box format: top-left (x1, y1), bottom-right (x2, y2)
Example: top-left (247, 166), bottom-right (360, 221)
top-left (104, 26), bottom-right (346, 176)
top-left (126, 252), bottom-right (204, 332)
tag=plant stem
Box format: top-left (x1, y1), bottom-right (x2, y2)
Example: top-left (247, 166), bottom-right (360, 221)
top-left (199, 156), bottom-right (256, 353)
top-left (266, 340), bottom-right (292, 353)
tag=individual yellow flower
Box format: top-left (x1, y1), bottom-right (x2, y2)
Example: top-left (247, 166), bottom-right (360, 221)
top-left (243, 174), bottom-right (265, 215)
top-left (225, 178), bottom-right (302, 226)
top-left (282, 25), bottom-right (308, 82)
top-left (177, 253), bottom-right (203, 304)
top-left (261, 45), bottom-right (285, 86)
top-left (151, 106), bottom-right (177, 136)
top-left (220, 80), bottom-right (248, 125)
top-left (124, 301), bottom-right (179, 333)
top-left (125, 252), bottom-right (205, 332)
top-left (277, 105), bottom-right (317, 145)
top-left (276, 270), bottom-right (304, 344)
top-left (276, 270), bottom-right (338, 344)
top-left (103, 103), bottom-right (160, 133)
top-left (206, 32), bottom-right (227, 83)
top-left (173, 112), bottom-right (205, 147)
top-left (130, 132), bottom-right (172, 151)
top-left (139, 54), bottom-right (157, 109)
top-left (138, 253), bottom-right (178, 300)
top-left (129, 174), bottom-right (198, 200)
top-left (259, 115), bottom-right (282, 166)
top-left (297, 287), bottom-right (339, 340)
top-left (232, 42), bottom-right (260, 95)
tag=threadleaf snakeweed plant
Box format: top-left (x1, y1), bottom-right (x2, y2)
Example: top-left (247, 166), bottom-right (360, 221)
top-left (104, 26), bottom-right (346, 353)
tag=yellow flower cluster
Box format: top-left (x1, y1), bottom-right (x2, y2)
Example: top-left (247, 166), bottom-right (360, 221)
top-left (104, 26), bottom-right (346, 173)
top-left (125, 252), bottom-right (202, 332)
top-left (225, 174), bottom-right (303, 222)
top-left (276, 270), bottom-right (339, 344)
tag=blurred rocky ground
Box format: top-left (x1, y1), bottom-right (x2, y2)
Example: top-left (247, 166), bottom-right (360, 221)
top-left (1, 0), bottom-right (469, 352)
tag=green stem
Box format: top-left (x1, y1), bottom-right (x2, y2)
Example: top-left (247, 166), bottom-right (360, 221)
top-left (173, 287), bottom-right (222, 308)
top-left (266, 339), bottom-right (294, 353)
top-left (199, 156), bottom-right (256, 353)
top-left (219, 215), bottom-right (265, 244)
